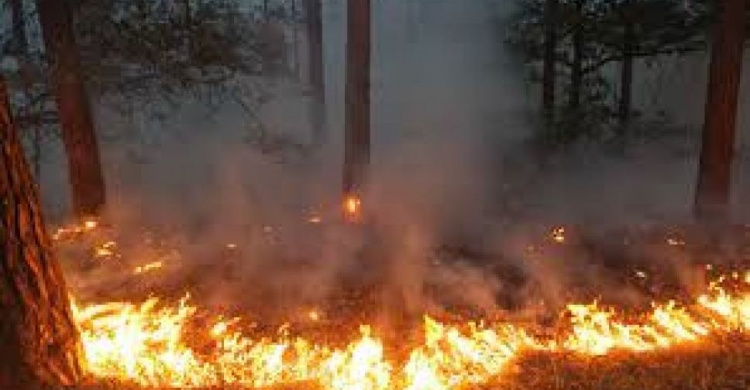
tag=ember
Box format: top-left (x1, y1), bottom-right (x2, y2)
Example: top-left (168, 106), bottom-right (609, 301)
top-left (343, 194), bottom-right (363, 223)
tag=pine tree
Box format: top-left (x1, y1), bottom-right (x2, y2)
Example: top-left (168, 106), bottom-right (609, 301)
top-left (0, 76), bottom-right (82, 389)
top-left (694, 0), bottom-right (748, 221)
top-left (37, 0), bottom-right (106, 217)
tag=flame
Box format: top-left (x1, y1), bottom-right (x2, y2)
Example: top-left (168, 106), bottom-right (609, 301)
top-left (94, 241), bottom-right (118, 259)
top-left (52, 219), bottom-right (100, 241)
top-left (343, 194), bottom-right (363, 222)
top-left (551, 226), bottom-right (566, 243)
top-left (71, 272), bottom-right (748, 389)
top-left (56, 221), bottom-right (749, 389)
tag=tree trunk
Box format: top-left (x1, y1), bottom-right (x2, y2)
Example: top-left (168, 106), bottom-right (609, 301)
top-left (37, 0), bottom-right (106, 218)
top-left (618, 20), bottom-right (635, 127)
top-left (0, 77), bottom-right (82, 389)
top-left (9, 0), bottom-right (29, 55)
top-left (305, 0), bottom-right (327, 147)
top-left (694, 0), bottom-right (747, 222)
top-left (568, 0), bottom-right (584, 112)
top-left (291, 0), bottom-right (301, 79)
top-left (343, 0), bottom-right (371, 197)
top-left (542, 0), bottom-right (558, 123)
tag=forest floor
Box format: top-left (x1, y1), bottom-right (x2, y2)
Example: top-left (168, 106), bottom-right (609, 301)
top-left (63, 221), bottom-right (749, 390)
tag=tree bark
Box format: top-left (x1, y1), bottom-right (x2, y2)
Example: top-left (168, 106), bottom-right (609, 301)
top-left (568, 0), bottom-right (585, 112)
top-left (343, 0), bottom-right (371, 197)
top-left (37, 0), bottom-right (106, 218)
top-left (694, 0), bottom-right (747, 222)
top-left (0, 77), bottom-right (82, 389)
top-left (542, 0), bottom-right (558, 123)
top-left (618, 19), bottom-right (635, 127)
top-left (305, 0), bottom-right (327, 147)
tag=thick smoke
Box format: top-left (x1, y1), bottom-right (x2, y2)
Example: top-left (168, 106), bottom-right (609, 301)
top-left (40, 0), bottom-right (750, 327)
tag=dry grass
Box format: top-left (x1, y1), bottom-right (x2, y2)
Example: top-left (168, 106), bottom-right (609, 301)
top-left (486, 335), bottom-right (750, 390)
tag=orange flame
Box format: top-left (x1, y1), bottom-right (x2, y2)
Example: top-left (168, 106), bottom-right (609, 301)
top-left (343, 194), bottom-right (363, 222)
top-left (71, 272), bottom-right (749, 389)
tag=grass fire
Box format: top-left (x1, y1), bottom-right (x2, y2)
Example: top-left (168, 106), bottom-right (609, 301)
top-left (2, 1), bottom-right (750, 390)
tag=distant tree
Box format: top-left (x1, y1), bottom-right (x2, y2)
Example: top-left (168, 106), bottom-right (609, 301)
top-left (8, 0), bottom-right (28, 56)
top-left (507, 0), bottom-right (709, 143)
top-left (542, 0), bottom-right (559, 123)
top-left (37, 0), bottom-right (107, 218)
top-left (594, 0), bottom-right (708, 127)
top-left (694, 0), bottom-right (747, 222)
top-left (73, 0), bottom-right (270, 99)
top-left (0, 76), bottom-right (82, 389)
top-left (343, 0), bottom-right (371, 203)
top-left (304, 0), bottom-right (327, 147)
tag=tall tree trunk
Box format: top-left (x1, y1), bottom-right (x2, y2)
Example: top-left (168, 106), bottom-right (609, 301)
top-left (343, 0), bottom-right (371, 198)
top-left (291, 0), bottom-right (301, 79)
top-left (568, 0), bottom-right (584, 112)
top-left (694, 0), bottom-right (747, 222)
top-left (305, 0), bottom-right (327, 147)
top-left (542, 0), bottom-right (558, 123)
top-left (37, 0), bottom-right (106, 218)
top-left (0, 77), bottom-right (82, 389)
top-left (10, 0), bottom-right (28, 55)
top-left (618, 20), bottom-right (635, 127)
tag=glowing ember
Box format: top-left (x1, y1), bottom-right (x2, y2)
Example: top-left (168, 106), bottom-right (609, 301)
top-left (343, 194), bottom-right (363, 222)
top-left (94, 241), bottom-right (118, 259)
top-left (71, 272), bottom-right (749, 389)
top-left (551, 227), bottom-right (566, 243)
top-left (52, 219), bottom-right (101, 241)
top-left (133, 261), bottom-right (164, 275)
top-left (84, 219), bottom-right (99, 230)
top-left (308, 309), bottom-right (322, 322)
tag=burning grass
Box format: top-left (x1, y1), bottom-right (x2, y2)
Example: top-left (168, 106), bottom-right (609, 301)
top-left (55, 220), bottom-right (749, 390)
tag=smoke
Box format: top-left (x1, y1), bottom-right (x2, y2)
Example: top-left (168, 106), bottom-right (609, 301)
top-left (39, 0), bottom-right (749, 329)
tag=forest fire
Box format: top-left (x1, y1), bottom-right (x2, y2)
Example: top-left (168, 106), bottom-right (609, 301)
top-left (46, 220), bottom-right (750, 389)
top-left (67, 258), bottom-right (748, 389)
top-left (70, 275), bottom-right (748, 389)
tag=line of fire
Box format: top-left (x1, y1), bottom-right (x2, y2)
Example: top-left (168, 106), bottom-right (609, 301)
top-left (0, 1), bottom-right (749, 390)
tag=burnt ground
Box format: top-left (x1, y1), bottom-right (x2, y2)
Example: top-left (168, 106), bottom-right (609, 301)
top-left (58, 221), bottom-right (749, 333)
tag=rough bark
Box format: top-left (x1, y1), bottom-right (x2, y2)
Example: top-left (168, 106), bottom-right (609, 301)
top-left (0, 77), bottom-right (82, 389)
top-left (542, 0), bottom-right (558, 123)
top-left (343, 0), bottom-right (371, 197)
top-left (618, 20), bottom-right (635, 127)
top-left (694, 0), bottom-right (747, 222)
top-left (568, 0), bottom-right (585, 111)
top-left (305, 0), bottom-right (327, 147)
top-left (37, 0), bottom-right (106, 218)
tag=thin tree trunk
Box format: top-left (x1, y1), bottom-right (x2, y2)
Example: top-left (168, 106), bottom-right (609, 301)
top-left (542, 0), bottom-right (558, 123)
top-left (0, 76), bottom-right (82, 389)
top-left (343, 0), bottom-right (371, 197)
top-left (694, 0), bottom-right (747, 222)
top-left (569, 0), bottom-right (584, 112)
top-left (10, 0), bottom-right (28, 55)
top-left (618, 20), bottom-right (635, 127)
top-left (291, 0), bottom-right (301, 79)
top-left (305, 0), bottom-right (327, 147)
top-left (37, 0), bottom-right (106, 218)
